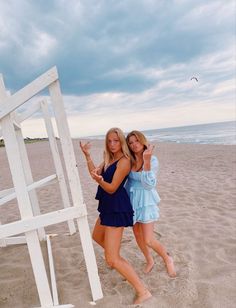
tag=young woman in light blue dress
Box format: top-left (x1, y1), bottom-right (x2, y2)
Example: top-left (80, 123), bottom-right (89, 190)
top-left (125, 130), bottom-right (176, 277)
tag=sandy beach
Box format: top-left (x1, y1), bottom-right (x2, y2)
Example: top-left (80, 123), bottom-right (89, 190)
top-left (0, 140), bottom-right (235, 308)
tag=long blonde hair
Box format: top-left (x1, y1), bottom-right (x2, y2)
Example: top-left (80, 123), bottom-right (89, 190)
top-left (126, 130), bottom-right (148, 161)
top-left (104, 127), bottom-right (131, 167)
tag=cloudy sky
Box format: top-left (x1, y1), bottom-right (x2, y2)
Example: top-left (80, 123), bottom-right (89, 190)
top-left (0, 0), bottom-right (235, 137)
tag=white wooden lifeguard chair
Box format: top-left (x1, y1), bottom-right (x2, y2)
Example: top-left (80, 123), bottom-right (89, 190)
top-left (0, 67), bottom-right (103, 307)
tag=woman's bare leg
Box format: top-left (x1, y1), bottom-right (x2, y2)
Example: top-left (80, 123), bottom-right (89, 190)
top-left (141, 222), bottom-right (176, 277)
top-left (104, 226), bottom-right (152, 304)
top-left (92, 217), bottom-right (105, 248)
top-left (133, 223), bottom-right (154, 273)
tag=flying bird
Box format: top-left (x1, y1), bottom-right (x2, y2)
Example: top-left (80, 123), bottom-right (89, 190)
top-left (191, 76), bottom-right (198, 82)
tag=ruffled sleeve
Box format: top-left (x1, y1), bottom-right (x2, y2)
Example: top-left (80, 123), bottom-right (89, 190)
top-left (140, 156), bottom-right (159, 190)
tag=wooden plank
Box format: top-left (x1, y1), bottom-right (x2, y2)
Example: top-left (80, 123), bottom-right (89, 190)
top-left (49, 81), bottom-right (103, 301)
top-left (13, 119), bottom-right (21, 130)
top-left (0, 188), bottom-right (14, 198)
top-left (0, 206), bottom-right (87, 239)
top-left (49, 81), bottom-right (84, 206)
top-left (0, 75), bottom-right (3, 137)
top-left (0, 74), bottom-right (7, 100)
top-left (0, 221), bottom-right (6, 247)
top-left (15, 100), bottom-right (41, 123)
top-left (76, 217), bottom-right (103, 301)
top-left (16, 126), bottom-right (45, 240)
top-left (1, 115), bottom-right (53, 307)
top-left (41, 99), bottom-right (76, 235)
top-left (46, 235), bottom-right (59, 305)
top-left (0, 236), bottom-right (26, 247)
top-left (35, 305), bottom-right (74, 308)
top-left (0, 67), bottom-right (58, 119)
top-left (0, 174), bottom-right (57, 206)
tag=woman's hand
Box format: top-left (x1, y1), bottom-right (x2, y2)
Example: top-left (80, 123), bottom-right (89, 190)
top-left (143, 144), bottom-right (154, 162)
top-left (80, 141), bottom-right (91, 158)
top-left (91, 168), bottom-right (104, 184)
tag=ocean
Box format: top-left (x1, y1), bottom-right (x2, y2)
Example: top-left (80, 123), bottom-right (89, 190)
top-left (87, 121), bottom-right (236, 145)
top-left (143, 121), bottom-right (236, 145)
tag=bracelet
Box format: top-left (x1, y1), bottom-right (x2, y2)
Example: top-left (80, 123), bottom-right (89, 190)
top-left (98, 177), bottom-right (104, 183)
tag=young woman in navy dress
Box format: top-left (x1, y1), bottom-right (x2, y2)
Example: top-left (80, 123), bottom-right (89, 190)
top-left (80, 127), bottom-right (152, 304)
top-left (125, 130), bottom-right (176, 277)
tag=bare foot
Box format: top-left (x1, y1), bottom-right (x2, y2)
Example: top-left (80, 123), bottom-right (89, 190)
top-left (144, 261), bottom-right (154, 274)
top-left (165, 255), bottom-right (176, 278)
top-left (134, 290), bottom-right (152, 304)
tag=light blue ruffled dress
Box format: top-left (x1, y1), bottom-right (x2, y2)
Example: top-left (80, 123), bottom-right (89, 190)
top-left (125, 155), bottom-right (161, 224)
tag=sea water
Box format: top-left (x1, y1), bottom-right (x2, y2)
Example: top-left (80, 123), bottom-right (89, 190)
top-left (143, 121), bottom-right (236, 145)
top-left (87, 121), bottom-right (236, 145)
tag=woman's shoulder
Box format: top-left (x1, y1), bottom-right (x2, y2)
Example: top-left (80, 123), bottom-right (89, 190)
top-left (118, 156), bottom-right (131, 164)
top-left (117, 156), bottom-right (131, 169)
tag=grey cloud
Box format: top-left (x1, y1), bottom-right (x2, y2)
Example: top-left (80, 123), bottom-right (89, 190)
top-left (0, 0), bottom-right (235, 99)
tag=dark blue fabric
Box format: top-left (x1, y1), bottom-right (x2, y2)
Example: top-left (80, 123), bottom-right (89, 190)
top-left (95, 160), bottom-right (133, 227)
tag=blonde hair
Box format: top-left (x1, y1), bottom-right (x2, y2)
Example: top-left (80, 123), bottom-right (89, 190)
top-left (104, 127), bottom-right (131, 166)
top-left (126, 130), bottom-right (148, 160)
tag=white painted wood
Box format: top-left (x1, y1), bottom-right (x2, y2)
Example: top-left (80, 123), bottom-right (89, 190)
top-left (15, 100), bottom-right (41, 123)
top-left (76, 217), bottom-right (103, 301)
top-left (49, 80), bottom-right (103, 301)
top-left (0, 223), bottom-right (26, 247)
top-left (0, 236), bottom-right (26, 247)
top-left (34, 305), bottom-right (74, 308)
top-left (0, 74), bottom-right (3, 137)
top-left (41, 99), bottom-right (76, 235)
top-left (0, 68), bottom-right (103, 305)
top-left (0, 221), bottom-right (6, 247)
top-left (0, 78), bottom-right (45, 243)
top-left (0, 74), bottom-right (8, 101)
top-left (0, 174), bottom-right (57, 206)
top-left (0, 188), bottom-right (15, 198)
top-left (13, 119), bottom-right (21, 130)
top-left (49, 81), bottom-right (84, 206)
top-left (0, 101), bottom-right (41, 137)
top-left (15, 126), bottom-right (46, 240)
top-left (0, 206), bottom-right (87, 239)
top-left (0, 237), bottom-right (6, 247)
top-left (0, 77), bottom-right (10, 249)
top-left (0, 67), bottom-right (58, 119)
top-left (1, 116), bottom-right (53, 307)
top-left (46, 235), bottom-right (59, 305)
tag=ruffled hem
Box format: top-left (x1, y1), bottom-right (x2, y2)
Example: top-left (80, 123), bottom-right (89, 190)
top-left (99, 212), bottom-right (133, 227)
top-left (133, 205), bottom-right (159, 224)
top-left (97, 190), bottom-right (133, 213)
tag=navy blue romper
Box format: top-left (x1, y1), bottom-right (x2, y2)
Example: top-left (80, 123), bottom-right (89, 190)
top-left (95, 160), bottom-right (134, 227)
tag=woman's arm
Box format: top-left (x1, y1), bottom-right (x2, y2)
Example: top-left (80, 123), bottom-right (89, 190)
top-left (79, 141), bottom-right (104, 176)
top-left (139, 144), bottom-right (158, 190)
top-left (92, 157), bottom-right (131, 194)
top-left (143, 144), bottom-right (154, 171)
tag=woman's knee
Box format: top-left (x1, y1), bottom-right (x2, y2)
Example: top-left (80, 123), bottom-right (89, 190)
top-left (105, 253), bottom-right (119, 268)
top-left (144, 237), bottom-right (155, 247)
